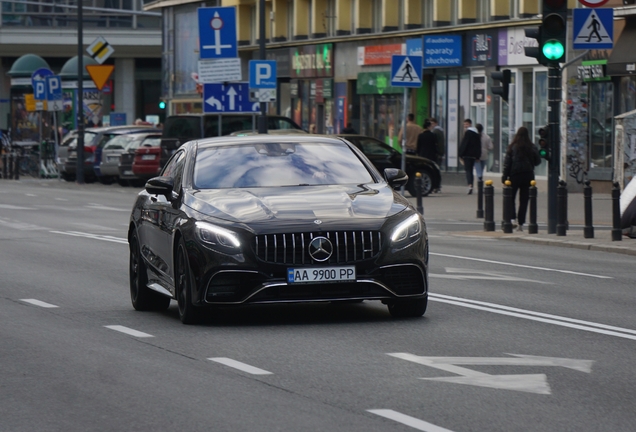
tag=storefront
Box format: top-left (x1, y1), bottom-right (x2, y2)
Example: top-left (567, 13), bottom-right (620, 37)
top-left (356, 71), bottom-right (403, 148)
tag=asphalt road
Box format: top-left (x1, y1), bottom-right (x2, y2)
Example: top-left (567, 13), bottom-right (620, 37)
top-left (2, 180), bottom-right (636, 432)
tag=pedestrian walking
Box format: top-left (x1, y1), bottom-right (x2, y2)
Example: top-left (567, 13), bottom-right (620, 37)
top-left (342, 122), bottom-right (357, 134)
top-left (429, 118), bottom-right (445, 193)
top-left (458, 119), bottom-right (481, 194)
top-left (416, 120), bottom-right (438, 161)
top-left (475, 123), bottom-right (493, 181)
top-left (502, 126), bottom-right (542, 232)
top-left (398, 113), bottom-right (424, 155)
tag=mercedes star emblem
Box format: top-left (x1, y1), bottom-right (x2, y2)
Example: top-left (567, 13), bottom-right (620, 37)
top-left (308, 237), bottom-right (333, 262)
top-left (314, 219), bottom-right (322, 225)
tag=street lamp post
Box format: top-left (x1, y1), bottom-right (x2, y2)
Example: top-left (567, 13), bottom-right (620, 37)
top-left (76, 0), bottom-right (85, 184)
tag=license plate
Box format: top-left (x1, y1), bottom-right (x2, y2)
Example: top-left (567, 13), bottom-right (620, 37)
top-left (69, 151), bottom-right (76, 158)
top-left (108, 156), bottom-right (118, 162)
top-left (123, 170), bottom-right (133, 175)
top-left (287, 266), bottom-right (355, 284)
top-left (141, 154), bottom-right (156, 161)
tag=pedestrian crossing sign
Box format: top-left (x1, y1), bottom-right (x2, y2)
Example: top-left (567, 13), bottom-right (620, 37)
top-left (391, 55), bottom-right (422, 88)
top-left (573, 8), bottom-right (613, 50)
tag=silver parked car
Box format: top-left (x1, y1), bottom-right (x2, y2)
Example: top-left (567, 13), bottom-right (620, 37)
top-left (99, 132), bottom-right (162, 185)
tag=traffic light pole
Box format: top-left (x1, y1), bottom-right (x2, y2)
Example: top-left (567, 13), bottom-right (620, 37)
top-left (76, 0), bottom-right (84, 184)
top-left (547, 65), bottom-right (562, 234)
top-left (257, 0), bottom-right (267, 134)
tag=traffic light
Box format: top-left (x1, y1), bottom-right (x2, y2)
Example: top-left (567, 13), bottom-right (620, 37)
top-left (538, 126), bottom-right (550, 162)
top-left (491, 69), bottom-right (511, 103)
top-left (524, 27), bottom-right (547, 66)
top-left (158, 100), bottom-right (166, 110)
top-left (541, 0), bottom-right (567, 64)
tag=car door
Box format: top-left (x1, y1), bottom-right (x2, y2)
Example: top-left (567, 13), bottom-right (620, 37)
top-left (138, 150), bottom-right (185, 287)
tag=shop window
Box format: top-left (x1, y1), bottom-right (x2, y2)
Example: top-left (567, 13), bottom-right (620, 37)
top-left (477, 0), bottom-right (490, 23)
top-left (589, 82), bottom-right (614, 174)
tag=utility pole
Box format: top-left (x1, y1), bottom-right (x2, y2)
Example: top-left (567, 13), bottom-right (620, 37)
top-left (257, 0), bottom-right (267, 134)
top-left (76, 0), bottom-right (85, 184)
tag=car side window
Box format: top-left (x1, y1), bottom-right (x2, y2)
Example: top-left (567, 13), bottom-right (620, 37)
top-left (359, 139), bottom-right (392, 156)
top-left (162, 151), bottom-right (186, 188)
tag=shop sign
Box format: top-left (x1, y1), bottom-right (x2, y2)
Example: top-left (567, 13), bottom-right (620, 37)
top-left (356, 72), bottom-right (402, 95)
top-left (406, 38), bottom-right (423, 57)
top-left (290, 44), bottom-right (333, 78)
top-left (464, 30), bottom-right (498, 67)
top-left (578, 60), bottom-right (610, 82)
top-left (290, 80), bottom-right (298, 97)
top-left (423, 35), bottom-right (462, 68)
top-left (498, 28), bottom-right (539, 66)
top-left (357, 44), bottom-right (405, 66)
top-left (315, 80), bottom-right (324, 103)
top-left (472, 76), bottom-right (486, 105)
top-left (315, 79), bottom-right (334, 103)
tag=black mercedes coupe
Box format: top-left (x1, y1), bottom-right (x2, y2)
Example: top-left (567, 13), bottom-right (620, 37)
top-left (128, 135), bottom-right (429, 324)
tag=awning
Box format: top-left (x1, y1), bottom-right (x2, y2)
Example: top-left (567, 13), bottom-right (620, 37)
top-left (607, 20), bottom-right (636, 76)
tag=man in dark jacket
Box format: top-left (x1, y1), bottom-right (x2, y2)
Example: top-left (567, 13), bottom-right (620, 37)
top-left (416, 120), bottom-right (438, 162)
top-left (458, 119), bottom-right (481, 194)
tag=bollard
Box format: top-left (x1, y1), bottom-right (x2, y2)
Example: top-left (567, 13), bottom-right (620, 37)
top-left (415, 172), bottom-right (424, 216)
top-left (583, 180), bottom-right (594, 239)
top-left (476, 179), bottom-right (484, 218)
top-left (484, 180), bottom-right (495, 231)
top-left (13, 152), bottom-right (19, 180)
top-left (2, 153), bottom-right (6, 179)
top-left (612, 181), bottom-right (622, 241)
top-left (502, 180), bottom-right (513, 233)
top-left (528, 180), bottom-right (538, 234)
top-left (7, 153), bottom-right (14, 179)
top-left (556, 180), bottom-right (567, 236)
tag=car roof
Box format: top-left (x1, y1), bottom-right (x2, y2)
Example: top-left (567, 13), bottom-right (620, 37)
top-left (195, 134), bottom-right (347, 150)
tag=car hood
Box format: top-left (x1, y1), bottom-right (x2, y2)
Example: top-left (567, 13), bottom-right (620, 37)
top-left (184, 184), bottom-right (408, 223)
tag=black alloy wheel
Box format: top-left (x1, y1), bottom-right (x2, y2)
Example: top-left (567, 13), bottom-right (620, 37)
top-left (387, 297), bottom-right (427, 318)
top-left (407, 170), bottom-right (433, 197)
top-left (176, 239), bottom-right (204, 325)
top-left (129, 232), bottom-right (171, 311)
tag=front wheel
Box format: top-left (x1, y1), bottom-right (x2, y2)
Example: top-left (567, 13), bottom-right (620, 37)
top-left (387, 297), bottom-right (427, 318)
top-left (407, 171), bottom-right (433, 197)
top-left (175, 239), bottom-right (205, 325)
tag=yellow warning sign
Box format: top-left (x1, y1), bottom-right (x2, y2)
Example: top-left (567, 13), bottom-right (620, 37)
top-left (86, 65), bottom-right (115, 91)
top-left (25, 94), bottom-right (36, 112)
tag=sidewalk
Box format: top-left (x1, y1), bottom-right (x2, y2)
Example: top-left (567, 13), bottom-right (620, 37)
top-left (409, 183), bottom-right (636, 257)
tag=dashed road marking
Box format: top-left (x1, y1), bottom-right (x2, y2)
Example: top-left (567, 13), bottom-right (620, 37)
top-left (104, 325), bottom-right (153, 338)
top-left (20, 299), bottom-right (59, 308)
top-left (208, 357), bottom-right (273, 375)
top-left (51, 230), bottom-right (127, 244)
top-left (368, 409), bottom-right (455, 432)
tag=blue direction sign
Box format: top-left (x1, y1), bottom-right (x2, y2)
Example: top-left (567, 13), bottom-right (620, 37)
top-left (573, 8), bottom-right (613, 50)
top-left (198, 7), bottom-right (238, 59)
top-left (203, 83), bottom-right (260, 113)
top-left (390, 55), bottom-right (422, 88)
top-left (31, 67), bottom-right (53, 101)
top-left (249, 60), bottom-right (277, 89)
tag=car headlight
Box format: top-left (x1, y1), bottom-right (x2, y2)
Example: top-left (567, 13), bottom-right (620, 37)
top-left (195, 221), bottom-right (241, 254)
top-left (390, 213), bottom-right (422, 244)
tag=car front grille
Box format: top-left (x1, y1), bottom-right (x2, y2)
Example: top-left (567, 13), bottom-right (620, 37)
top-left (253, 231), bottom-right (382, 265)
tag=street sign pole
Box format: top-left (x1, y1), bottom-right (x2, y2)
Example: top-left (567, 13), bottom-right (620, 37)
top-left (401, 88), bottom-right (408, 195)
top-left (76, 0), bottom-right (84, 184)
top-left (257, 0), bottom-right (267, 134)
top-left (547, 66), bottom-right (562, 234)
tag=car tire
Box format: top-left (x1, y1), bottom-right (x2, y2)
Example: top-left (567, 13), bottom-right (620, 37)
top-left (60, 172), bottom-right (75, 182)
top-left (175, 238), bottom-right (204, 325)
top-left (407, 171), bottom-right (433, 197)
top-left (117, 178), bottom-right (129, 187)
top-left (129, 232), bottom-right (171, 311)
top-left (387, 297), bottom-right (427, 318)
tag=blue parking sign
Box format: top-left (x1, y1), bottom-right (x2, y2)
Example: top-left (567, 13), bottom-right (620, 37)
top-left (249, 60), bottom-right (277, 89)
top-left (46, 75), bottom-right (62, 101)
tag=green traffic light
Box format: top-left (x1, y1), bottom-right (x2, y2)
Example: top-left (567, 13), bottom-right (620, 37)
top-left (542, 40), bottom-right (564, 61)
top-left (159, 101), bottom-right (166, 109)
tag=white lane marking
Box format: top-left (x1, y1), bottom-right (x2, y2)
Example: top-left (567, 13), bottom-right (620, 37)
top-left (86, 203), bottom-right (129, 212)
top-left (20, 299), bottom-right (59, 308)
top-left (26, 193), bottom-right (37, 197)
top-left (430, 252), bottom-right (611, 279)
top-left (104, 325), bottom-right (153, 338)
top-left (430, 294), bottom-right (636, 341)
top-left (367, 410), bottom-right (455, 432)
top-left (208, 357), bottom-right (273, 375)
top-left (50, 230), bottom-right (127, 244)
top-left (0, 204), bottom-right (35, 210)
top-left (429, 268), bottom-right (551, 284)
top-left (55, 198), bottom-right (69, 201)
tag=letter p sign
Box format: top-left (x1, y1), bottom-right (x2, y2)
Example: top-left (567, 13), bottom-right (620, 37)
top-left (34, 81), bottom-right (47, 101)
top-left (249, 60), bottom-right (277, 89)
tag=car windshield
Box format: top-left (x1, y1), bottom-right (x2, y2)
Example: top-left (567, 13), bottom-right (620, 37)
top-left (103, 135), bottom-right (133, 150)
top-left (138, 137), bottom-right (161, 148)
top-left (194, 141), bottom-right (374, 189)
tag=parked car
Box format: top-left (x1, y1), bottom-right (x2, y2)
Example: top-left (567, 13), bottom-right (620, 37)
top-left (99, 132), bottom-right (162, 186)
top-left (57, 130), bottom-right (81, 181)
top-left (159, 114), bottom-right (303, 168)
top-left (64, 125), bottom-right (158, 182)
top-left (118, 134), bottom-right (162, 186)
top-left (128, 135), bottom-right (428, 324)
top-left (338, 134), bottom-right (442, 197)
top-left (132, 142), bottom-right (162, 181)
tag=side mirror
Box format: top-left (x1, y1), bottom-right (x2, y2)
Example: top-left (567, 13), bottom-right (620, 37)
top-left (384, 168), bottom-right (408, 190)
top-left (145, 176), bottom-right (174, 200)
